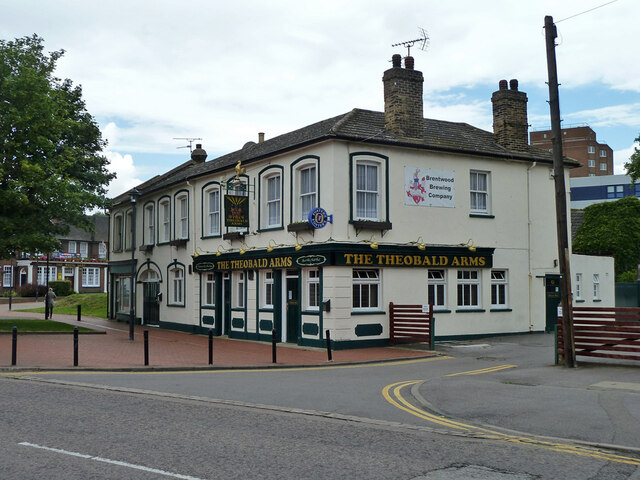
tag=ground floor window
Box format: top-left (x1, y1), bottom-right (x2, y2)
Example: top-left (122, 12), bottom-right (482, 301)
top-left (170, 266), bottom-right (185, 306)
top-left (3, 265), bottom-right (12, 287)
top-left (37, 266), bottom-right (57, 285)
top-left (457, 270), bottom-right (480, 308)
top-left (82, 267), bottom-right (100, 287)
top-left (203, 272), bottom-right (215, 306)
top-left (593, 274), bottom-right (600, 300)
top-left (262, 270), bottom-right (274, 308)
top-left (118, 277), bottom-right (131, 313)
top-left (490, 270), bottom-right (508, 308)
top-left (352, 269), bottom-right (380, 311)
top-left (305, 269), bottom-right (320, 310)
top-left (234, 271), bottom-right (245, 308)
top-left (427, 269), bottom-right (446, 309)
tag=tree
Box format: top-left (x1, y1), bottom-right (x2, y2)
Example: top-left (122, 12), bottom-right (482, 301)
top-left (0, 35), bottom-right (115, 258)
top-left (624, 133), bottom-right (640, 184)
top-left (572, 196), bottom-right (640, 280)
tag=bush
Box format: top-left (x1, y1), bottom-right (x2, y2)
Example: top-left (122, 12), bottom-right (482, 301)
top-left (16, 283), bottom-right (48, 297)
top-left (617, 270), bottom-right (639, 283)
top-left (49, 280), bottom-right (73, 296)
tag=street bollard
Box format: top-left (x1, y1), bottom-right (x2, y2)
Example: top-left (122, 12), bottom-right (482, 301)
top-left (12, 326), bottom-right (17, 366)
top-left (144, 330), bottom-right (149, 366)
top-left (77, 304), bottom-right (81, 322)
top-left (326, 329), bottom-right (333, 362)
top-left (272, 329), bottom-right (277, 364)
top-left (208, 329), bottom-right (213, 365)
top-left (73, 327), bottom-right (79, 367)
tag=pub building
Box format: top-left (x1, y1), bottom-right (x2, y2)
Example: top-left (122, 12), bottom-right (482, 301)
top-left (108, 56), bottom-right (613, 348)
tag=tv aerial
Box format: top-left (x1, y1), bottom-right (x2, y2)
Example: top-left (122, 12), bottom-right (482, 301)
top-left (392, 27), bottom-right (430, 56)
top-left (173, 137), bottom-right (202, 153)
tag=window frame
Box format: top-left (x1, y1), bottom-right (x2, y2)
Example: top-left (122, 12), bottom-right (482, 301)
top-left (427, 269), bottom-right (447, 310)
top-left (113, 213), bottom-right (124, 252)
top-left (3, 265), bottom-right (13, 287)
top-left (490, 269), bottom-right (508, 309)
top-left (599, 162), bottom-right (608, 171)
top-left (37, 266), bottom-right (57, 285)
top-left (470, 170), bottom-right (490, 215)
top-left (82, 267), bottom-right (101, 288)
top-left (261, 270), bottom-right (275, 309)
top-left (174, 190), bottom-right (189, 240)
top-left (349, 152), bottom-right (389, 224)
top-left (352, 268), bottom-right (381, 311)
top-left (457, 270), bottom-right (481, 309)
top-left (258, 166), bottom-right (284, 231)
top-left (599, 149), bottom-right (607, 158)
top-left (158, 196), bottom-right (171, 244)
top-left (587, 146), bottom-right (595, 154)
top-left (202, 182), bottom-right (222, 238)
top-left (233, 271), bottom-right (246, 308)
top-left (291, 156), bottom-right (319, 224)
top-left (143, 201), bottom-right (155, 245)
top-left (80, 241), bottom-right (89, 258)
top-left (167, 262), bottom-right (185, 307)
top-left (305, 268), bottom-right (320, 311)
top-left (68, 241), bottom-right (77, 255)
top-left (203, 272), bottom-right (216, 307)
top-left (593, 274), bottom-right (600, 300)
top-left (588, 159), bottom-right (596, 168)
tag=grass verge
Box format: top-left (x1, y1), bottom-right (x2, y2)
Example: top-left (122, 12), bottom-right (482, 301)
top-left (0, 319), bottom-right (95, 333)
top-left (19, 293), bottom-right (107, 318)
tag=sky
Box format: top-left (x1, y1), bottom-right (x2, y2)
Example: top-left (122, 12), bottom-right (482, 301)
top-left (2, 0), bottom-right (639, 198)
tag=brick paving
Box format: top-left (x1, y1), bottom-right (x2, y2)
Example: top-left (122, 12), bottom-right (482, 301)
top-left (0, 303), bottom-right (435, 370)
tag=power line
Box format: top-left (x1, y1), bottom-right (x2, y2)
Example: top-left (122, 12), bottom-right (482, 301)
top-left (555, 0), bottom-right (619, 23)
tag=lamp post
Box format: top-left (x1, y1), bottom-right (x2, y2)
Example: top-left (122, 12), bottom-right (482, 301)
top-left (129, 187), bottom-right (140, 341)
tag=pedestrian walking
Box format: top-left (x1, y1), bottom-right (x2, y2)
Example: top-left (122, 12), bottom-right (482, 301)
top-left (45, 288), bottom-right (56, 319)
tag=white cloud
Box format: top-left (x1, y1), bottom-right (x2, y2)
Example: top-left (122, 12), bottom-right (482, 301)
top-left (105, 151), bottom-right (143, 198)
top-left (564, 103), bottom-right (640, 128)
top-left (614, 143), bottom-right (639, 175)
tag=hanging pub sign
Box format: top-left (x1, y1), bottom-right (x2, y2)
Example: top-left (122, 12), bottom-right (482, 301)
top-left (224, 194), bottom-right (249, 228)
top-left (308, 207), bottom-right (333, 229)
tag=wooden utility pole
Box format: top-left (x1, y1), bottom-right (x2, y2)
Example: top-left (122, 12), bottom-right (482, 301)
top-left (544, 15), bottom-right (576, 368)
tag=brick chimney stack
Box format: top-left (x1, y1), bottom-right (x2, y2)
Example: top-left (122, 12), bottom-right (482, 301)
top-left (383, 54), bottom-right (424, 139)
top-left (491, 79), bottom-right (529, 150)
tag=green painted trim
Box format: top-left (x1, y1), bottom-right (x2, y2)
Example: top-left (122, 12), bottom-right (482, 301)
top-left (289, 155), bottom-right (320, 224)
top-left (469, 214), bottom-right (495, 219)
top-left (302, 322), bottom-right (319, 336)
top-left (455, 308), bottom-right (486, 313)
top-left (259, 319), bottom-right (274, 331)
top-left (301, 309), bottom-right (320, 316)
top-left (490, 308), bottom-right (512, 312)
top-left (575, 299), bottom-right (585, 303)
top-left (355, 323), bottom-right (383, 337)
top-left (258, 165), bottom-right (284, 231)
top-left (231, 317), bottom-right (244, 329)
top-left (351, 310), bottom-right (386, 315)
top-left (593, 299), bottom-right (602, 302)
top-left (202, 315), bottom-right (214, 326)
top-left (434, 309), bottom-right (452, 313)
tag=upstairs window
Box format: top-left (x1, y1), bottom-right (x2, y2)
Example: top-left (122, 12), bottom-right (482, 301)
top-left (204, 184), bottom-right (221, 237)
top-left (470, 171), bottom-right (490, 214)
top-left (299, 165), bottom-right (317, 221)
top-left (575, 273), bottom-right (582, 300)
top-left (593, 274), bottom-right (600, 300)
top-left (587, 146), bottom-right (595, 154)
top-left (588, 159), bottom-right (595, 168)
top-left (159, 198), bottom-right (170, 243)
top-left (68, 241), bottom-right (77, 255)
top-left (356, 162), bottom-right (379, 220)
top-left (98, 242), bottom-right (107, 259)
top-left (144, 203), bottom-right (155, 245)
top-left (114, 214), bottom-right (123, 251)
top-left (599, 163), bottom-right (608, 171)
top-left (80, 242), bottom-right (88, 258)
top-left (266, 174), bottom-right (282, 228)
top-left (599, 149), bottom-right (607, 158)
top-left (175, 193), bottom-right (189, 240)
top-left (125, 210), bottom-right (133, 249)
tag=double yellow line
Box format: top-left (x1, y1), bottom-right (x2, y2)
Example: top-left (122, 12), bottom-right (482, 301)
top-left (382, 377), bottom-right (640, 466)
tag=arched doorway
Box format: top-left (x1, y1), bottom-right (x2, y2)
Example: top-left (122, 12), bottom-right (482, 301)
top-left (140, 269), bottom-right (160, 326)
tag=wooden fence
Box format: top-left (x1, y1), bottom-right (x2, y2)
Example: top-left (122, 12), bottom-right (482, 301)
top-left (557, 306), bottom-right (640, 364)
top-left (389, 302), bottom-right (434, 349)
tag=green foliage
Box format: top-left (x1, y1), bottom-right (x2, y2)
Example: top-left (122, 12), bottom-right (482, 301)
top-left (573, 197), bottom-right (640, 280)
top-left (617, 270), bottom-right (639, 283)
top-left (624, 133), bottom-right (640, 184)
top-left (16, 283), bottom-right (48, 297)
top-left (0, 35), bottom-right (115, 258)
top-left (49, 280), bottom-right (73, 296)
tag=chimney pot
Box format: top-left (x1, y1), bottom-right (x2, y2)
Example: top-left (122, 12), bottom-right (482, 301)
top-left (509, 79), bottom-right (519, 91)
top-left (391, 54), bottom-right (402, 68)
top-left (258, 132), bottom-right (265, 143)
top-left (404, 56), bottom-right (414, 70)
top-left (499, 79), bottom-right (508, 90)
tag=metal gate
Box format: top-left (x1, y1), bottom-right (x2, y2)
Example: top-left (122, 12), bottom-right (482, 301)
top-left (143, 281), bottom-right (160, 326)
top-left (389, 302), bottom-right (434, 348)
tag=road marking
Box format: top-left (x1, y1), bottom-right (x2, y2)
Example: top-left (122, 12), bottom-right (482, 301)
top-left (445, 364), bottom-right (517, 376)
top-left (19, 442), bottom-right (208, 480)
top-left (382, 380), bottom-right (640, 466)
top-left (3, 355), bottom-right (453, 376)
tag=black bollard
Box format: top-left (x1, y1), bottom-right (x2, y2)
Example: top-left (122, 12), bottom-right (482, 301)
top-left (208, 329), bottom-right (213, 365)
top-left (144, 330), bottom-right (149, 366)
top-left (77, 304), bottom-right (81, 322)
top-left (44, 303), bottom-right (49, 320)
top-left (11, 326), bottom-right (17, 366)
top-left (271, 329), bottom-right (277, 364)
top-left (326, 329), bottom-right (333, 362)
top-left (73, 327), bottom-right (79, 367)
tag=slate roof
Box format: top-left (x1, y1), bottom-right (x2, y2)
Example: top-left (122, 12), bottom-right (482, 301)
top-left (113, 108), bottom-right (570, 206)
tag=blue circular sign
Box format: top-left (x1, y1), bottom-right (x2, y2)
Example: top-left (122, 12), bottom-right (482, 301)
top-left (308, 207), bottom-right (329, 229)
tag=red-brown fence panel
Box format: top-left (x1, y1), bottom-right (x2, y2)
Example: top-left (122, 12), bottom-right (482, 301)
top-left (389, 302), bottom-right (434, 349)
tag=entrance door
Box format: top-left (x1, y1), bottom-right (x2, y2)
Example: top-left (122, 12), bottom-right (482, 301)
top-left (143, 281), bottom-right (160, 326)
top-left (544, 274), bottom-right (562, 333)
top-left (285, 271), bottom-right (299, 343)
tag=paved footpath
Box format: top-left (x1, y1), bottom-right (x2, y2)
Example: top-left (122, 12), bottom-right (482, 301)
top-left (0, 303), bottom-right (433, 370)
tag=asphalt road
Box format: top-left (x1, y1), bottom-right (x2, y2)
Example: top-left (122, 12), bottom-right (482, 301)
top-left (1, 377), bottom-right (636, 480)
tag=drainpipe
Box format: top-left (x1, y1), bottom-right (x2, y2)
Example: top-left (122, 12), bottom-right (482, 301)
top-left (527, 162), bottom-right (537, 331)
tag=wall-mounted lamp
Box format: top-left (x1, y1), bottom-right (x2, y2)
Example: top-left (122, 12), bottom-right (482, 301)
top-left (193, 247), bottom-right (208, 258)
top-left (266, 239), bottom-right (284, 253)
top-left (294, 236), bottom-right (312, 251)
top-left (411, 236), bottom-right (426, 250)
top-left (460, 238), bottom-right (476, 252)
top-left (362, 235), bottom-right (378, 249)
top-left (216, 246), bottom-right (232, 257)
